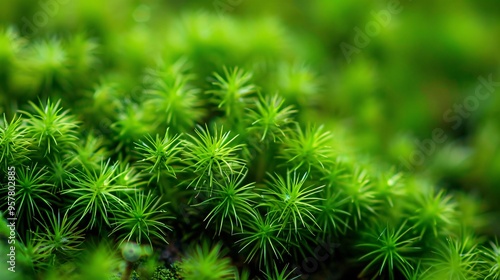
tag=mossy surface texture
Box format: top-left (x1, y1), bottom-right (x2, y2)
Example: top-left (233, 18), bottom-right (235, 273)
top-left (1, 0), bottom-right (500, 279)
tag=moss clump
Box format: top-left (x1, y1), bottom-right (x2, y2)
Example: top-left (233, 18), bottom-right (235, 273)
top-left (0, 1), bottom-right (499, 280)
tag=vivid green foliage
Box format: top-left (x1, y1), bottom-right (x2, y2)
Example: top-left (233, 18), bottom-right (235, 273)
top-left (0, 0), bottom-right (499, 279)
top-left (357, 220), bottom-right (420, 279)
top-left (179, 241), bottom-right (234, 280)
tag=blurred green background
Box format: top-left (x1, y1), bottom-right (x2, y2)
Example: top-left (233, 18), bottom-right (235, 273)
top-left (1, 0), bottom-right (499, 231)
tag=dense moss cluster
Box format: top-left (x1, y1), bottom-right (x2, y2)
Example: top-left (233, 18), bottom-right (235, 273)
top-left (1, 0), bottom-right (499, 279)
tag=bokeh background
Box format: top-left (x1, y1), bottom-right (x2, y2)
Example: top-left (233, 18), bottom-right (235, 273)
top-left (1, 0), bottom-right (499, 234)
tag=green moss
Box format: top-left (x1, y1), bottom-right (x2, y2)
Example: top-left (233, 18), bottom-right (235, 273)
top-left (0, 1), bottom-right (499, 279)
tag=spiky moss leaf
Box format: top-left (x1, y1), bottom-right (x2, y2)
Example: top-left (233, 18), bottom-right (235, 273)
top-left (368, 168), bottom-right (412, 223)
top-left (425, 235), bottom-right (482, 280)
top-left (46, 156), bottom-right (74, 191)
top-left (207, 66), bottom-right (256, 119)
top-left (65, 34), bottom-right (99, 78)
top-left (67, 132), bottom-right (109, 172)
top-left (111, 102), bottom-right (155, 153)
top-left (4, 163), bottom-right (56, 221)
top-left (278, 123), bottom-right (333, 176)
top-left (373, 169), bottom-right (406, 209)
top-left (261, 170), bottom-right (323, 242)
top-left (400, 261), bottom-right (432, 280)
top-left (483, 239), bottom-right (500, 280)
top-left (16, 231), bottom-right (52, 273)
top-left (264, 263), bottom-right (301, 280)
top-left (110, 191), bottom-right (173, 246)
top-left (247, 93), bottom-right (297, 144)
top-left (193, 168), bottom-right (258, 235)
top-left (314, 183), bottom-right (351, 238)
top-left (408, 188), bottom-right (457, 239)
top-left (21, 99), bottom-right (79, 157)
top-left (339, 166), bottom-right (381, 229)
top-left (272, 62), bottom-right (320, 107)
top-left (357, 220), bottom-right (420, 280)
top-left (234, 267), bottom-right (250, 280)
top-left (62, 160), bottom-right (135, 229)
top-left (143, 59), bottom-right (205, 132)
top-left (320, 156), bottom-right (351, 186)
top-left (112, 161), bottom-right (145, 191)
top-left (236, 210), bottom-right (290, 268)
top-left (179, 241), bottom-right (235, 280)
top-left (25, 38), bottom-right (71, 92)
top-left (134, 128), bottom-right (183, 184)
top-left (80, 82), bottom-right (125, 129)
top-left (0, 114), bottom-right (32, 168)
top-left (182, 124), bottom-right (246, 192)
top-left (34, 210), bottom-right (85, 261)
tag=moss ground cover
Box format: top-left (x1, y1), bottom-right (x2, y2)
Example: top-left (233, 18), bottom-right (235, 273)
top-left (1, 0), bottom-right (500, 279)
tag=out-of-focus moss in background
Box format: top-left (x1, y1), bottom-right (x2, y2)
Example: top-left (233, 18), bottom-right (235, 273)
top-left (1, 0), bottom-right (499, 223)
